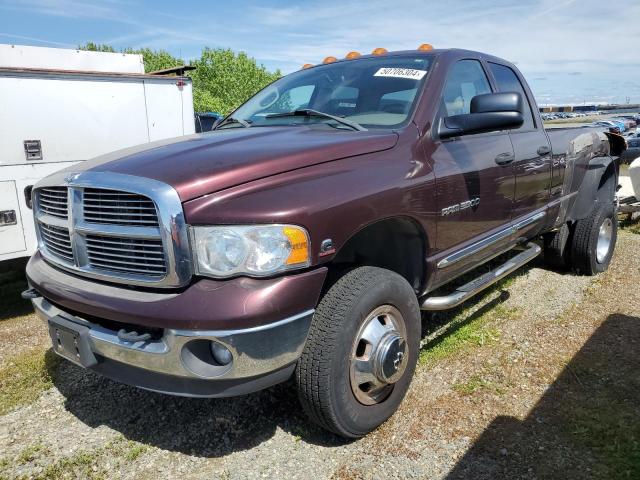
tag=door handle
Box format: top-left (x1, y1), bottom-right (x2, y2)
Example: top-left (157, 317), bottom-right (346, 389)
top-left (537, 145), bottom-right (551, 156)
top-left (495, 152), bottom-right (515, 165)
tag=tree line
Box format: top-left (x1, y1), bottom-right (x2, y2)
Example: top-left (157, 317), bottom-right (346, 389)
top-left (80, 43), bottom-right (282, 115)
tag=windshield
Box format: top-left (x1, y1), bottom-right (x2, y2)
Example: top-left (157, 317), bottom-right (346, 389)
top-left (226, 55), bottom-right (433, 130)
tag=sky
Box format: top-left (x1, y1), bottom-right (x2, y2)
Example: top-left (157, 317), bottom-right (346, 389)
top-left (1, 0), bottom-right (639, 106)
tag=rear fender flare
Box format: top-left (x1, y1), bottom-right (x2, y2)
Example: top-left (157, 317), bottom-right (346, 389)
top-left (568, 156), bottom-right (617, 221)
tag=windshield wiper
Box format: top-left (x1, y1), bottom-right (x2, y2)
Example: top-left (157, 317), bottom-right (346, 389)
top-left (265, 109), bottom-right (367, 131)
top-left (215, 116), bottom-right (251, 130)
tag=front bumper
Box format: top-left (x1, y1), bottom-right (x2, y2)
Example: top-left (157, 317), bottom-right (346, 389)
top-left (32, 295), bottom-right (314, 397)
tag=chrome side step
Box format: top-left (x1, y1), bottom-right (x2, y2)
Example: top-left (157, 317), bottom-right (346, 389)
top-left (420, 242), bottom-right (542, 311)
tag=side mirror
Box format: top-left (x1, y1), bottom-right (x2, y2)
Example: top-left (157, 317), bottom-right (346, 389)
top-left (439, 92), bottom-right (524, 139)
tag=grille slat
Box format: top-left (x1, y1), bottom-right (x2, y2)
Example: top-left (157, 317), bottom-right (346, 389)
top-left (84, 210), bottom-right (158, 217)
top-left (84, 217), bottom-right (159, 225)
top-left (40, 198), bottom-right (68, 206)
top-left (87, 240), bottom-right (164, 253)
top-left (41, 226), bottom-right (71, 242)
top-left (88, 255), bottom-right (165, 269)
top-left (83, 188), bottom-right (159, 227)
top-left (88, 249), bottom-right (164, 260)
top-left (39, 187), bottom-right (68, 219)
top-left (86, 238), bottom-right (163, 250)
top-left (39, 223), bottom-right (73, 262)
top-left (40, 234), bottom-right (71, 250)
top-left (85, 234), bottom-right (166, 276)
top-left (87, 261), bottom-right (166, 275)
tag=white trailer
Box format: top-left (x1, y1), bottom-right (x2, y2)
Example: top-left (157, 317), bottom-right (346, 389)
top-left (0, 44), bottom-right (195, 262)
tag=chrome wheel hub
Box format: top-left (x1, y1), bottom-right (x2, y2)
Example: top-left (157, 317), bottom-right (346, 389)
top-left (596, 217), bottom-right (613, 264)
top-left (350, 305), bottom-right (408, 405)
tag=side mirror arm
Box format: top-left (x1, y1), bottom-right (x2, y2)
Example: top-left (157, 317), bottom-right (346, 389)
top-left (438, 116), bottom-right (463, 139)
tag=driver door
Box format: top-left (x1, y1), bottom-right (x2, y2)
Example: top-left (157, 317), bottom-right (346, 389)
top-left (430, 59), bottom-right (516, 282)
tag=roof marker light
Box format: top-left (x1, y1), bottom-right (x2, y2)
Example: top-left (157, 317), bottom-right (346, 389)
top-left (371, 48), bottom-right (388, 55)
top-left (302, 63), bottom-right (313, 69)
top-left (417, 43), bottom-right (434, 51)
top-left (323, 56), bottom-right (337, 64)
top-left (345, 51), bottom-right (361, 59)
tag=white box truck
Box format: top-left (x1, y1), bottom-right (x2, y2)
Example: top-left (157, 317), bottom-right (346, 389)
top-left (0, 44), bottom-right (195, 262)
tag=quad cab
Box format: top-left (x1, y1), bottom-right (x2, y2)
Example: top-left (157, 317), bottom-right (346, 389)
top-left (24, 45), bottom-right (625, 438)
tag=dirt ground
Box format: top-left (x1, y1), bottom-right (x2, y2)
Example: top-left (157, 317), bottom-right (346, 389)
top-left (0, 232), bottom-right (638, 480)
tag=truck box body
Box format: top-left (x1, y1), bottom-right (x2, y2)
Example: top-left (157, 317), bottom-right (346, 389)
top-left (0, 44), bottom-right (194, 261)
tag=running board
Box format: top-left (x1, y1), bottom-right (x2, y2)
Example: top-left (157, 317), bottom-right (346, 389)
top-left (420, 242), bottom-right (542, 311)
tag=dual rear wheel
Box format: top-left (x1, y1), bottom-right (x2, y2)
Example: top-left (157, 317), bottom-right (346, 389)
top-left (544, 202), bottom-right (617, 275)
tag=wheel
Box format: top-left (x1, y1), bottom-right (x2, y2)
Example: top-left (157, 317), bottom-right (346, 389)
top-left (296, 266), bottom-right (420, 438)
top-left (570, 202), bottom-right (617, 275)
top-left (544, 223), bottom-right (572, 270)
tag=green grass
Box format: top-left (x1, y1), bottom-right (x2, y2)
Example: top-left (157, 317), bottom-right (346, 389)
top-left (419, 304), bottom-right (517, 366)
top-left (17, 443), bottom-right (50, 465)
top-left (555, 354), bottom-right (640, 478)
top-left (419, 252), bottom-right (526, 366)
top-left (0, 436), bottom-right (150, 480)
top-left (453, 374), bottom-right (505, 396)
top-left (543, 117), bottom-right (598, 125)
top-left (106, 437), bottom-right (148, 462)
top-left (0, 348), bottom-right (59, 415)
top-left (619, 217), bottom-right (640, 235)
top-left (36, 449), bottom-right (105, 480)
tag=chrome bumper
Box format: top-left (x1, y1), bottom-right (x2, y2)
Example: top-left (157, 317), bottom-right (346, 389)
top-left (33, 296), bottom-right (313, 382)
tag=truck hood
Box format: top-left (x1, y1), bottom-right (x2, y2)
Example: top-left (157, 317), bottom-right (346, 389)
top-left (76, 126), bottom-right (399, 201)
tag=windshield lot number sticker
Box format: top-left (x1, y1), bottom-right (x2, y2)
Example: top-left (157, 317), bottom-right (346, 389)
top-left (374, 68), bottom-right (427, 80)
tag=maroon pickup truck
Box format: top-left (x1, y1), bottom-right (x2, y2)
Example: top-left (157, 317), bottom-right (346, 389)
top-left (24, 47), bottom-right (625, 438)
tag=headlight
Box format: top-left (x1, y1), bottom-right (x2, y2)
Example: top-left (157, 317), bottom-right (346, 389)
top-left (191, 224), bottom-right (310, 278)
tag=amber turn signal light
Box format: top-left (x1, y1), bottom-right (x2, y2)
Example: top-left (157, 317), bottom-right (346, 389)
top-left (283, 226), bottom-right (310, 265)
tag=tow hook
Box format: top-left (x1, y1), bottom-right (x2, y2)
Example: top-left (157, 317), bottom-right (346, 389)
top-left (21, 288), bottom-right (41, 300)
top-left (117, 329), bottom-right (152, 343)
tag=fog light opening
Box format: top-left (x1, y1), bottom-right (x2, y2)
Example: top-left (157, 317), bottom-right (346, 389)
top-left (181, 339), bottom-right (234, 378)
top-left (210, 341), bottom-right (233, 366)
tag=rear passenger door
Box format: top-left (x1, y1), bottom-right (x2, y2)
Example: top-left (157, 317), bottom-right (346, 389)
top-left (488, 62), bottom-right (551, 233)
top-left (431, 59), bottom-right (516, 281)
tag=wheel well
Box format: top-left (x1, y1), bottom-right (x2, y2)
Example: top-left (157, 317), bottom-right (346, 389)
top-left (327, 217), bottom-right (426, 294)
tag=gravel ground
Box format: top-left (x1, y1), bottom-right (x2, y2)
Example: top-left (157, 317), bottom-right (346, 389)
top-left (1, 232), bottom-right (639, 479)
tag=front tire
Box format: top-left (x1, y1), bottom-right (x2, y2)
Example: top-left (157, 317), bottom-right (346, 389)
top-left (570, 202), bottom-right (617, 275)
top-left (296, 267), bottom-right (420, 438)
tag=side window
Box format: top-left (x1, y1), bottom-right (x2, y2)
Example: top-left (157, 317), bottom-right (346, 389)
top-left (442, 60), bottom-right (491, 116)
top-left (488, 63), bottom-right (535, 130)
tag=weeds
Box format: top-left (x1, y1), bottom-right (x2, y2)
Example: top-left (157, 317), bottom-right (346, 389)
top-left (0, 348), bottom-right (59, 415)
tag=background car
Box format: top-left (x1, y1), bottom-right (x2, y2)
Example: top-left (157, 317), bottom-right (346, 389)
top-left (593, 120), bottom-right (621, 134)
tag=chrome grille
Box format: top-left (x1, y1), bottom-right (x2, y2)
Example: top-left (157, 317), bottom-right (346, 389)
top-left (31, 171), bottom-right (192, 288)
top-left (83, 188), bottom-right (159, 226)
top-left (86, 235), bottom-right (167, 275)
top-left (38, 187), bottom-right (68, 219)
top-left (40, 223), bottom-right (73, 263)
